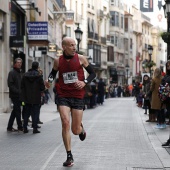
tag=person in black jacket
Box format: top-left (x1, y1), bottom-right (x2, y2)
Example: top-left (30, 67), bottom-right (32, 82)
top-left (7, 58), bottom-right (23, 132)
top-left (97, 78), bottom-right (106, 105)
top-left (21, 61), bottom-right (45, 134)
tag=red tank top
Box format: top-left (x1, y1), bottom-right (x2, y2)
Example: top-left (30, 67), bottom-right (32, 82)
top-left (57, 53), bottom-right (85, 99)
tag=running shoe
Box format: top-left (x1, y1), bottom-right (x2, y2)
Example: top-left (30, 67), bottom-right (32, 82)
top-left (162, 140), bottom-right (170, 148)
top-left (63, 157), bottom-right (74, 167)
top-left (79, 123), bottom-right (86, 141)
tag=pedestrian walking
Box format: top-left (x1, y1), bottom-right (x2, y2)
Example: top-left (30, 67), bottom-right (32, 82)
top-left (45, 37), bottom-right (96, 166)
top-left (7, 58), bottom-right (23, 132)
top-left (21, 61), bottom-right (45, 134)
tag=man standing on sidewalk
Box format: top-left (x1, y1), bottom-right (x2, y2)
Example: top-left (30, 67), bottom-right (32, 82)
top-left (7, 58), bottom-right (23, 132)
top-left (45, 37), bottom-right (96, 167)
top-left (21, 61), bottom-right (45, 134)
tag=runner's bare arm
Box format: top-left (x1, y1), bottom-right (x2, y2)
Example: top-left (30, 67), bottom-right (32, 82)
top-left (53, 58), bottom-right (59, 71)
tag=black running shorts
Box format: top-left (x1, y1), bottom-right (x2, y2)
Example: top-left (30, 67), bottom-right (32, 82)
top-left (57, 97), bottom-right (85, 110)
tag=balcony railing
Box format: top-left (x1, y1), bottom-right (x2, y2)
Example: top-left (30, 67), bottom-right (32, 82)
top-left (88, 32), bottom-right (98, 41)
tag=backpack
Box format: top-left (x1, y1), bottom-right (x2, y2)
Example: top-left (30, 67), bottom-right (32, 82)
top-left (158, 83), bottom-right (170, 103)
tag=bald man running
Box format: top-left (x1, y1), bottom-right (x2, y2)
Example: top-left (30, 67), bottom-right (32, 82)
top-left (45, 37), bottom-right (96, 167)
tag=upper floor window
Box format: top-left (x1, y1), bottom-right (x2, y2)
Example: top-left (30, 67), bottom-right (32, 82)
top-left (124, 18), bottom-right (128, 32)
top-left (121, 14), bottom-right (124, 29)
top-left (110, 11), bottom-right (119, 27)
top-left (111, 35), bottom-right (114, 44)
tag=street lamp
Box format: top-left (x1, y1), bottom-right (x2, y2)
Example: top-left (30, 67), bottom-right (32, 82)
top-left (74, 24), bottom-right (83, 52)
top-left (125, 64), bottom-right (129, 85)
top-left (163, 0), bottom-right (170, 60)
top-left (148, 45), bottom-right (153, 76)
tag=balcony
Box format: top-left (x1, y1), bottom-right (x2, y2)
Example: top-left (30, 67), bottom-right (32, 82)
top-left (88, 32), bottom-right (98, 41)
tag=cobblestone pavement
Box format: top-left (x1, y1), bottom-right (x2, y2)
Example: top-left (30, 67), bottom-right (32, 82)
top-left (0, 98), bottom-right (170, 170)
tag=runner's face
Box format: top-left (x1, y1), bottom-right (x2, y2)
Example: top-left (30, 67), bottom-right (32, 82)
top-left (64, 39), bottom-right (76, 56)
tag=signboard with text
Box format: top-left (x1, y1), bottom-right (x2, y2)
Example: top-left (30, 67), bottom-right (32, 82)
top-left (27, 22), bottom-right (48, 40)
top-left (140, 0), bottom-right (153, 12)
top-left (10, 22), bottom-right (17, 35)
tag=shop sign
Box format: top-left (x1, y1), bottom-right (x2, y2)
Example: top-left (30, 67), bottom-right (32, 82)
top-left (27, 22), bottom-right (48, 40)
top-left (10, 36), bottom-right (24, 47)
top-left (48, 43), bottom-right (57, 52)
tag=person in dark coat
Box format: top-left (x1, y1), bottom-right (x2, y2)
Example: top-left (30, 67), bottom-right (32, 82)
top-left (142, 74), bottom-right (152, 118)
top-left (7, 58), bottom-right (23, 132)
top-left (97, 78), bottom-right (106, 105)
top-left (90, 80), bottom-right (97, 108)
top-left (117, 84), bottom-right (122, 97)
top-left (133, 81), bottom-right (140, 103)
top-left (21, 61), bottom-right (45, 134)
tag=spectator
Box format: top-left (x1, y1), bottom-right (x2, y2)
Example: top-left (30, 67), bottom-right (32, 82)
top-left (97, 78), bottom-right (106, 105)
top-left (150, 68), bottom-right (165, 125)
top-left (21, 61), bottom-right (45, 134)
top-left (142, 75), bottom-right (152, 122)
top-left (7, 58), bottom-right (23, 132)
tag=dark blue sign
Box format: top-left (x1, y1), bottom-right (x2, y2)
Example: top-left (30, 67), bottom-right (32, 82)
top-left (140, 0), bottom-right (153, 12)
top-left (10, 22), bottom-right (17, 35)
top-left (27, 22), bottom-right (48, 40)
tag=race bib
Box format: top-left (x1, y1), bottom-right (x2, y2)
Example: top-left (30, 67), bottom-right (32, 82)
top-left (63, 71), bottom-right (78, 84)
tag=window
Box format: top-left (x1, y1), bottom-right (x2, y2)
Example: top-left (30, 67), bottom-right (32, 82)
top-left (115, 36), bottom-right (118, 46)
top-left (111, 35), bottom-right (114, 44)
top-left (110, 13), bottom-right (115, 26)
top-left (125, 39), bottom-right (128, 51)
top-left (124, 18), bottom-right (128, 32)
top-left (121, 14), bottom-right (124, 29)
top-left (110, 0), bottom-right (114, 5)
top-left (130, 38), bottom-right (132, 50)
top-left (66, 26), bottom-right (71, 37)
top-left (115, 12), bottom-right (119, 27)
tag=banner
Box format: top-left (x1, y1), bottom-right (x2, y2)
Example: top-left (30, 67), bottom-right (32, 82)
top-left (140, 0), bottom-right (153, 12)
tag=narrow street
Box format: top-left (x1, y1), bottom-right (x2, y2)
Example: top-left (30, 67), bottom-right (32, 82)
top-left (0, 97), bottom-right (170, 170)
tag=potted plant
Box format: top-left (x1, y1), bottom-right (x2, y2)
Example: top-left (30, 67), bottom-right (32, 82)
top-left (160, 32), bottom-right (170, 43)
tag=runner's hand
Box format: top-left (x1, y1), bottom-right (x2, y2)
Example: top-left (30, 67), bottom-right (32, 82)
top-left (74, 80), bottom-right (86, 90)
top-left (44, 80), bottom-right (51, 88)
